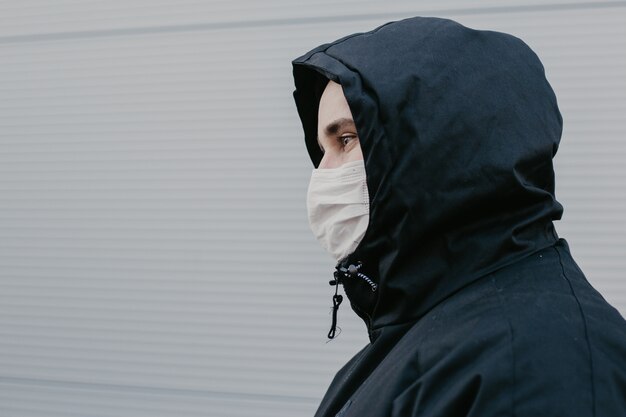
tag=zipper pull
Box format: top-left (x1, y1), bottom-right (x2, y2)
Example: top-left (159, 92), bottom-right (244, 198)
top-left (327, 275), bottom-right (343, 339)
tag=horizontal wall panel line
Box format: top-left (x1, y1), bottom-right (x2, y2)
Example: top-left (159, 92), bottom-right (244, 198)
top-left (0, 376), bottom-right (319, 405)
top-left (0, 1), bottom-right (623, 44)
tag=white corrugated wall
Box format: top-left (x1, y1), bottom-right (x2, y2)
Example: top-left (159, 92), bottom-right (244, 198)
top-left (0, 1), bottom-right (624, 416)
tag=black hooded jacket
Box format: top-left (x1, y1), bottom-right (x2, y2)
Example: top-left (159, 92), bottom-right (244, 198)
top-left (291, 16), bottom-right (626, 417)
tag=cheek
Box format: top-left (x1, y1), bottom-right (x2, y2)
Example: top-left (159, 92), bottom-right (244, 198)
top-left (347, 142), bottom-right (364, 162)
top-left (319, 143), bottom-right (363, 168)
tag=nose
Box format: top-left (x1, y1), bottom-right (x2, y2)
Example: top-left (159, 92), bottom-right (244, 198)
top-left (318, 151), bottom-right (341, 169)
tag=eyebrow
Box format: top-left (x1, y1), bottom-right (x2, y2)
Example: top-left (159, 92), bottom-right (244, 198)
top-left (317, 117), bottom-right (357, 149)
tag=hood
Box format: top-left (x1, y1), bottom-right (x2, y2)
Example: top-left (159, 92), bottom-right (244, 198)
top-left (291, 16), bottom-right (564, 342)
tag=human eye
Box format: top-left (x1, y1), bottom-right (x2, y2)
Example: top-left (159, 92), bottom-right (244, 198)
top-left (339, 135), bottom-right (357, 147)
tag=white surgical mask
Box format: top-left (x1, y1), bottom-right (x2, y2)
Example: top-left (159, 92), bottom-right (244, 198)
top-left (306, 159), bottom-right (370, 261)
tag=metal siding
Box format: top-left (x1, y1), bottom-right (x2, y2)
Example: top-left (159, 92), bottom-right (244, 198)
top-left (0, 1), bottom-right (619, 38)
top-left (0, 2), bottom-right (624, 416)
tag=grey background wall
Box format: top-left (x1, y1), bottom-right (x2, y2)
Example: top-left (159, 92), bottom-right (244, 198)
top-left (0, 1), bottom-right (624, 416)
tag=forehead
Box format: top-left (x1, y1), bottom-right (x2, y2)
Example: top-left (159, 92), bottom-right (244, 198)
top-left (318, 81), bottom-right (355, 136)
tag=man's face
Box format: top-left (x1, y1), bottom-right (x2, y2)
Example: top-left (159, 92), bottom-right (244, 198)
top-left (317, 80), bottom-right (363, 169)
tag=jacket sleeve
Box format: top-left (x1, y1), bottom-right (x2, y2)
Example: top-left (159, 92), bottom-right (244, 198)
top-left (389, 296), bottom-right (603, 417)
top-left (389, 345), bottom-right (513, 417)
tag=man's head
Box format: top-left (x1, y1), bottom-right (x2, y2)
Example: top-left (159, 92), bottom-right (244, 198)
top-left (317, 80), bottom-right (363, 169)
top-left (293, 16), bottom-right (564, 328)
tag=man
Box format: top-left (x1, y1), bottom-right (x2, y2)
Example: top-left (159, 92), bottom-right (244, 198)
top-left (291, 16), bottom-right (626, 417)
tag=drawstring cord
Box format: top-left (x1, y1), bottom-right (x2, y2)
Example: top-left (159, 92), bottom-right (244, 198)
top-left (327, 262), bottom-right (377, 339)
top-left (346, 263), bottom-right (378, 291)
